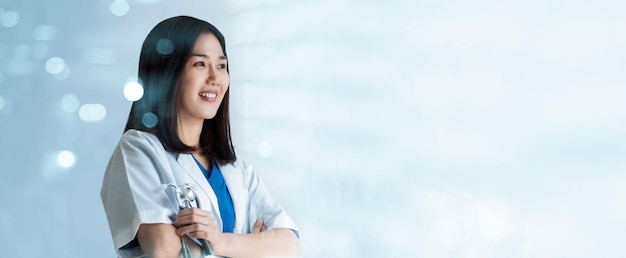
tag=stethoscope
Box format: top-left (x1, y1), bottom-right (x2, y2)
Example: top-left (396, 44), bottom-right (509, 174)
top-left (167, 183), bottom-right (217, 258)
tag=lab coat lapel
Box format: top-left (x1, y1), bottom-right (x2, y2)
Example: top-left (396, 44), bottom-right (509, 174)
top-left (175, 153), bottom-right (221, 223)
top-left (219, 163), bottom-right (246, 234)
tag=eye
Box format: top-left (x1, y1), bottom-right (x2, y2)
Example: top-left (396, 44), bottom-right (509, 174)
top-left (193, 61), bottom-right (205, 67)
top-left (217, 63), bottom-right (227, 69)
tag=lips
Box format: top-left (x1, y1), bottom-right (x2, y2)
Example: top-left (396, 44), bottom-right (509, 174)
top-left (199, 92), bottom-right (217, 98)
top-left (199, 90), bottom-right (219, 101)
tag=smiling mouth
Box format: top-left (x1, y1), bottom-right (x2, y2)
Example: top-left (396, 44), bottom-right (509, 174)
top-left (199, 92), bottom-right (217, 98)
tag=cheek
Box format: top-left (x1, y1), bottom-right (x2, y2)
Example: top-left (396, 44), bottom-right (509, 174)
top-left (221, 85), bottom-right (229, 100)
top-left (221, 76), bottom-right (230, 90)
top-left (178, 75), bottom-right (193, 94)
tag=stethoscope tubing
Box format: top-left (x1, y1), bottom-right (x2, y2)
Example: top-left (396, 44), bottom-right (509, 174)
top-left (167, 183), bottom-right (217, 257)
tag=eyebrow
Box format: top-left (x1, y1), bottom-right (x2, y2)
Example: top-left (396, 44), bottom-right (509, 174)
top-left (190, 53), bottom-right (227, 60)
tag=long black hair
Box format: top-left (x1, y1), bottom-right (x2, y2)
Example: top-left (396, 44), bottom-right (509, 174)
top-left (124, 16), bottom-right (236, 164)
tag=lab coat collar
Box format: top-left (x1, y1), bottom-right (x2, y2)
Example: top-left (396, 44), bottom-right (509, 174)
top-left (174, 153), bottom-right (222, 227)
top-left (218, 162), bottom-right (246, 234)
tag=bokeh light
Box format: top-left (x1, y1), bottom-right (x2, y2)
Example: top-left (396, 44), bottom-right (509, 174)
top-left (61, 94), bottom-right (80, 113)
top-left (257, 141), bottom-right (273, 158)
top-left (0, 97), bottom-right (11, 115)
top-left (56, 150), bottom-right (76, 168)
top-left (110, 0), bottom-right (130, 16)
top-left (79, 104), bottom-right (106, 122)
top-left (85, 48), bottom-right (118, 64)
top-left (134, 0), bottom-right (161, 3)
top-left (95, 0), bottom-right (110, 15)
top-left (1, 11), bottom-right (19, 27)
top-left (156, 38), bottom-right (174, 55)
top-left (33, 25), bottom-right (58, 41)
top-left (45, 57), bottom-right (66, 74)
top-left (124, 81), bottom-right (144, 101)
top-left (54, 65), bottom-right (70, 80)
top-left (142, 112), bottom-right (158, 128)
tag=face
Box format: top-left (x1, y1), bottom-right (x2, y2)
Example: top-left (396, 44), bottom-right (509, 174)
top-left (177, 33), bottom-right (229, 126)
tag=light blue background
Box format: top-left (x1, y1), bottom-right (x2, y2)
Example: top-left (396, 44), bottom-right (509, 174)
top-left (1, 0), bottom-right (625, 257)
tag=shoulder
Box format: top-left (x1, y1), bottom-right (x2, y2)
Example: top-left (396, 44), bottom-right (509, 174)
top-left (121, 129), bottom-right (159, 143)
top-left (118, 129), bottom-right (161, 148)
top-left (220, 158), bottom-right (248, 173)
top-left (218, 158), bottom-right (257, 180)
top-left (111, 129), bottom-right (170, 159)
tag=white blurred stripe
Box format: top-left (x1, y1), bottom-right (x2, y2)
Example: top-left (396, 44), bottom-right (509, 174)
top-left (84, 48), bottom-right (118, 64)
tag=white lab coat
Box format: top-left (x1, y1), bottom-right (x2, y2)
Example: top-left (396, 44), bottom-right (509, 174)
top-left (100, 129), bottom-right (298, 258)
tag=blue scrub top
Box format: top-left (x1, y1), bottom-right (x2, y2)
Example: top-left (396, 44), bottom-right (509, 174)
top-left (192, 155), bottom-right (235, 233)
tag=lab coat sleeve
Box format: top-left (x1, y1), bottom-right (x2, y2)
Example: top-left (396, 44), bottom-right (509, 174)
top-left (243, 161), bottom-right (299, 234)
top-left (100, 130), bottom-right (177, 255)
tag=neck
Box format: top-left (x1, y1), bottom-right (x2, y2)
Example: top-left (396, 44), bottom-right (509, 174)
top-left (178, 119), bottom-right (204, 150)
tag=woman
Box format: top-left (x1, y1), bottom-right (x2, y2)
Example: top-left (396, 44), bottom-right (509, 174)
top-left (100, 16), bottom-right (300, 258)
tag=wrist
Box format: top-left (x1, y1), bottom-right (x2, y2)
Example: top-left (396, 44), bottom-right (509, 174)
top-left (214, 232), bottom-right (233, 255)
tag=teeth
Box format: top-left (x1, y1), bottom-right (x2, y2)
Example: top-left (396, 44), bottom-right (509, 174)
top-left (200, 93), bottom-right (217, 98)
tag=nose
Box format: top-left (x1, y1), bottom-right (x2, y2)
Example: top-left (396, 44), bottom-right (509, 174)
top-left (206, 66), bottom-right (217, 85)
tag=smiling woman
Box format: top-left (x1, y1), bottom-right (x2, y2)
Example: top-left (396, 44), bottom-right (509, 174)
top-left (100, 16), bottom-right (300, 258)
top-left (177, 33), bottom-right (230, 129)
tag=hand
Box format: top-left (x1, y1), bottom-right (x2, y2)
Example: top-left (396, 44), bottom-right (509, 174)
top-left (253, 217), bottom-right (267, 233)
top-left (173, 208), bottom-right (223, 246)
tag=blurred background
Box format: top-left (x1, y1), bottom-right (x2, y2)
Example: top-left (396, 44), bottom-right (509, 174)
top-left (1, 0), bottom-right (626, 257)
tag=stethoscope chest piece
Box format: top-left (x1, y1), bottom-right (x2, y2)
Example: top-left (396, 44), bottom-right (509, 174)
top-left (169, 183), bottom-right (198, 209)
top-left (166, 183), bottom-right (216, 257)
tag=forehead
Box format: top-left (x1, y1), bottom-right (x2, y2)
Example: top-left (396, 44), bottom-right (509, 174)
top-left (191, 33), bottom-right (224, 56)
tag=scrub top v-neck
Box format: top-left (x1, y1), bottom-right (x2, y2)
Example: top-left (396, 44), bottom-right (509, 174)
top-left (192, 155), bottom-right (235, 233)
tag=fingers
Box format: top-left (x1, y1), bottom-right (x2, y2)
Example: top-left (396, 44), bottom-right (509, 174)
top-left (173, 207), bottom-right (212, 227)
top-left (176, 222), bottom-right (216, 239)
top-left (253, 217), bottom-right (266, 233)
top-left (253, 218), bottom-right (263, 233)
top-left (173, 208), bottom-right (218, 239)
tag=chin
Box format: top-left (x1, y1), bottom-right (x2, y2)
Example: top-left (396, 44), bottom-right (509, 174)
top-left (204, 113), bottom-right (218, 120)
